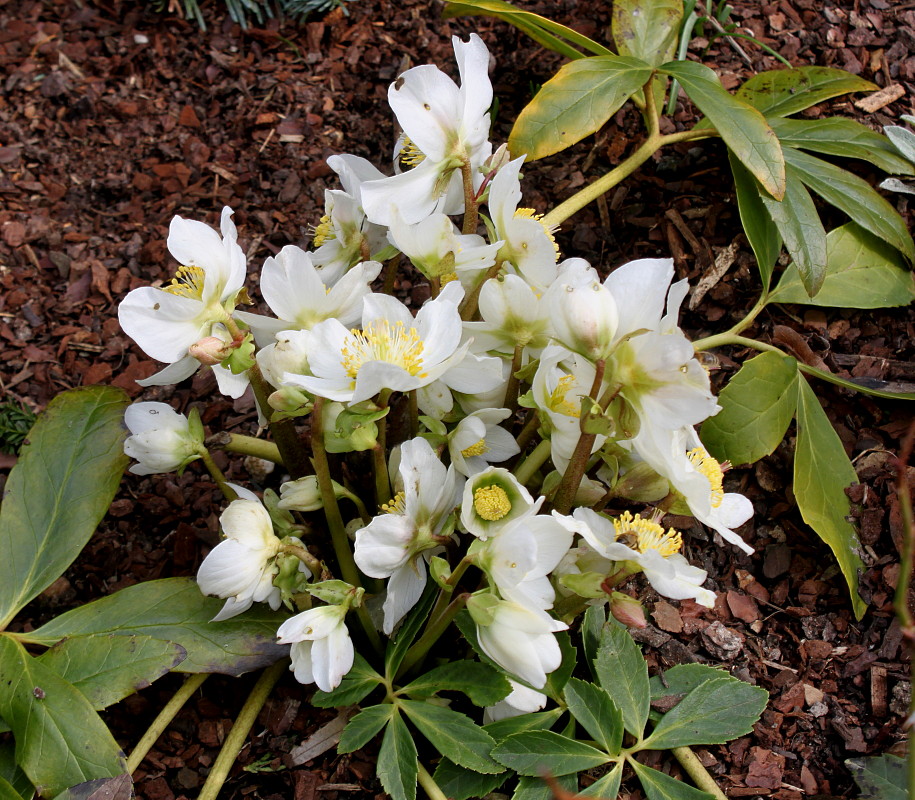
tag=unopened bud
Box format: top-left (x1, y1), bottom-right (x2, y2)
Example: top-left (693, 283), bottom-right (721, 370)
top-left (278, 476), bottom-right (323, 512)
top-left (482, 143), bottom-right (511, 174)
top-left (609, 592), bottom-right (647, 629)
top-left (189, 336), bottom-right (232, 365)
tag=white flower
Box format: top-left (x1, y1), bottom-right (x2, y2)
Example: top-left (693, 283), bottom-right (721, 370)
top-left (460, 467), bottom-right (536, 539)
top-left (463, 273), bottom-right (552, 357)
top-left (361, 34), bottom-right (493, 226)
top-left (284, 281), bottom-right (468, 404)
top-left (484, 680), bottom-right (547, 723)
top-left (123, 402), bottom-right (202, 475)
top-left (277, 605), bottom-right (354, 692)
top-left (448, 408), bottom-right (519, 477)
top-left (354, 437), bottom-right (462, 634)
top-left (118, 207), bottom-right (249, 397)
top-left (197, 498), bottom-right (290, 621)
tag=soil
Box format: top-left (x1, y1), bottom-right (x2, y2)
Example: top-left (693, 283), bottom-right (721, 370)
top-left (0, 0), bottom-right (913, 798)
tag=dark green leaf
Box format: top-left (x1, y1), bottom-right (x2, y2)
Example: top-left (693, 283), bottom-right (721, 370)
top-left (385, 581), bottom-right (437, 680)
top-left (0, 386), bottom-right (129, 629)
top-left (643, 677), bottom-right (768, 748)
top-left (631, 760), bottom-right (716, 800)
top-left (29, 578), bottom-right (288, 676)
top-left (579, 761), bottom-right (623, 798)
top-left (662, 60), bottom-right (785, 199)
top-left (484, 708), bottom-right (564, 742)
top-left (728, 151), bottom-right (781, 288)
top-left (36, 634), bottom-right (185, 710)
top-left (649, 663), bottom-right (740, 703)
top-left (594, 622), bottom-right (649, 737)
top-left (513, 774), bottom-right (577, 800)
top-left (770, 117), bottom-right (915, 176)
top-left (401, 700), bottom-right (501, 773)
top-left (0, 777), bottom-right (20, 800)
top-left (0, 636), bottom-right (128, 798)
top-left (700, 352), bottom-right (798, 466)
top-left (581, 604), bottom-right (606, 677)
top-left (338, 704), bottom-right (394, 754)
top-left (612, 0), bottom-right (682, 67)
top-left (760, 168), bottom-right (827, 296)
top-left (846, 753), bottom-right (907, 800)
top-left (794, 377), bottom-right (867, 619)
top-left (799, 363), bottom-right (915, 401)
top-left (377, 712), bottom-right (418, 800)
top-left (769, 222), bottom-right (915, 309)
top-left (400, 660), bottom-right (511, 707)
top-left (0, 746), bottom-right (30, 800)
top-left (312, 653), bottom-right (383, 708)
top-left (735, 67), bottom-right (877, 117)
top-left (492, 731), bottom-right (609, 777)
top-left (509, 56), bottom-right (653, 160)
top-left (432, 759), bottom-right (507, 800)
top-left (563, 678), bottom-right (623, 755)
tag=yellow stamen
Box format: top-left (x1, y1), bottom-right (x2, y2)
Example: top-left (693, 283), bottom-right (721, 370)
top-left (398, 136), bottom-right (426, 168)
top-left (473, 485), bottom-right (511, 521)
top-left (549, 374), bottom-right (580, 418)
top-left (340, 319), bottom-right (427, 379)
top-left (312, 214), bottom-right (335, 247)
top-left (687, 447), bottom-right (725, 508)
top-left (613, 511), bottom-right (682, 557)
top-left (163, 265), bottom-right (206, 301)
top-left (382, 491), bottom-right (406, 515)
top-left (461, 438), bottom-right (488, 458)
top-left (513, 207), bottom-right (560, 257)
top-left (440, 271), bottom-right (459, 286)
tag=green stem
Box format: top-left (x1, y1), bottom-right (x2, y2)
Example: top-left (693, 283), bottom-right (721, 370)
top-left (208, 432), bottom-right (284, 464)
top-left (692, 332), bottom-right (782, 354)
top-left (395, 593), bottom-right (470, 680)
top-left (671, 746), bottom-right (728, 800)
top-left (514, 409), bottom-right (541, 452)
top-left (279, 542), bottom-right (322, 577)
top-left (197, 660), bottom-right (287, 800)
top-left (248, 364), bottom-right (310, 479)
top-left (459, 260), bottom-right (502, 322)
top-left (128, 674), bottom-right (208, 773)
top-left (199, 449), bottom-right (238, 502)
top-left (460, 160), bottom-right (479, 235)
top-left (373, 391), bottom-right (392, 507)
top-left (513, 439), bottom-right (552, 487)
top-left (502, 344), bottom-right (524, 413)
top-left (417, 762), bottom-right (449, 800)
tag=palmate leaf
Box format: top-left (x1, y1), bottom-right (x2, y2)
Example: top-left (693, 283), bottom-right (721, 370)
top-left (338, 704), bottom-right (394, 754)
top-left (735, 66), bottom-right (876, 117)
top-left (377, 711), bottom-right (418, 800)
top-left (491, 731), bottom-right (610, 777)
top-left (400, 700), bottom-right (502, 773)
top-left (563, 678), bottom-right (623, 755)
top-left (631, 761), bottom-right (715, 800)
top-left (594, 622), bottom-right (649, 737)
top-left (400, 660), bottom-right (510, 707)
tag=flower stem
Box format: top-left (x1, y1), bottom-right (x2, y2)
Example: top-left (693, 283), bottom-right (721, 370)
top-left (417, 762), bottom-right (449, 800)
top-left (248, 363), bottom-right (310, 479)
top-left (691, 333), bottom-right (783, 354)
top-left (671, 746), bottom-right (728, 800)
top-left (197, 660), bottom-right (287, 800)
top-left (128, 673), bottom-right (208, 773)
top-left (503, 344), bottom-right (524, 413)
top-left (198, 449), bottom-right (238, 502)
top-left (513, 439), bottom-right (552, 487)
top-left (460, 160), bottom-right (479, 235)
top-left (207, 432), bottom-right (284, 464)
top-left (279, 542), bottom-right (322, 577)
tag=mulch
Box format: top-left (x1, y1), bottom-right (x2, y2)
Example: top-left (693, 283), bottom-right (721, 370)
top-left (1, 0), bottom-right (914, 797)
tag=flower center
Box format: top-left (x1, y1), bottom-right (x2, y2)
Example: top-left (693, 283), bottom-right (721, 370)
top-left (613, 511), bottom-right (682, 557)
top-left (687, 447), bottom-right (725, 508)
top-left (461, 438), bottom-right (488, 458)
top-left (549, 374), bottom-right (581, 418)
top-left (513, 208), bottom-right (560, 257)
top-left (312, 214), bottom-right (335, 247)
top-left (398, 136), bottom-right (426, 168)
top-left (473, 485), bottom-right (511, 521)
top-left (163, 265), bottom-right (206, 301)
top-left (340, 319), bottom-right (427, 379)
top-left (382, 491), bottom-right (406, 515)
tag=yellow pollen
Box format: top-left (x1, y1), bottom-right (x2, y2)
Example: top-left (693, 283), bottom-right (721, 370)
top-left (340, 319), bottom-right (427, 379)
top-left (381, 491), bottom-right (406, 515)
top-left (613, 511), bottom-right (682, 557)
top-left (312, 214), bottom-right (335, 248)
top-left (440, 271), bottom-right (459, 286)
top-left (163, 265), bottom-right (206, 300)
top-left (687, 447), bottom-right (725, 508)
top-left (549, 374), bottom-right (580, 418)
top-left (398, 136), bottom-right (426, 168)
top-left (461, 438), bottom-right (488, 458)
top-left (513, 207), bottom-right (560, 257)
top-left (473, 485), bottom-right (512, 521)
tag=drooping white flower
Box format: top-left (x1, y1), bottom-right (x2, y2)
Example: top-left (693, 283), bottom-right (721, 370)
top-left (463, 273), bottom-right (552, 357)
top-left (197, 498), bottom-right (294, 621)
top-left (276, 604), bottom-right (354, 691)
top-left (448, 408), bottom-right (520, 477)
top-left (285, 281), bottom-right (468, 404)
top-left (123, 402), bottom-right (202, 475)
top-left (360, 34), bottom-right (493, 225)
top-left (484, 679), bottom-right (547, 723)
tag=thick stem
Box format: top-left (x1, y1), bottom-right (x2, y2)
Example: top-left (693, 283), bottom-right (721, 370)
top-left (417, 762), bottom-right (449, 800)
top-left (502, 344), bottom-right (524, 413)
top-left (198, 449), bottom-right (238, 502)
top-left (460, 160), bottom-right (479, 235)
top-left (248, 363), bottom-right (310, 479)
top-left (207, 432), bottom-right (284, 464)
top-left (128, 674), bottom-right (208, 773)
top-left (279, 542), bottom-right (322, 577)
top-left (692, 332), bottom-right (783, 355)
top-left (514, 409), bottom-right (541, 453)
top-left (513, 439), bottom-right (552, 487)
top-left (459, 260), bottom-right (502, 322)
top-left (197, 660), bottom-right (287, 800)
top-left (671, 746), bottom-right (728, 800)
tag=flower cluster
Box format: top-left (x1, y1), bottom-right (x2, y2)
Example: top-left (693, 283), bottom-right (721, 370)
top-left (117, 34), bottom-right (753, 707)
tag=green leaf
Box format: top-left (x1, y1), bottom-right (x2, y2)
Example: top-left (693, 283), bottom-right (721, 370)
top-left (612, 0), bottom-right (682, 67)
top-left (484, 708), bottom-right (564, 742)
top-left (649, 663), bottom-right (741, 702)
top-left (581, 604), bottom-right (606, 675)
top-left (400, 660), bottom-right (511, 707)
top-left (401, 700), bottom-right (502, 773)
top-left (662, 60), bottom-right (785, 199)
top-left (0, 636), bottom-right (128, 798)
top-left (846, 754), bottom-right (907, 800)
top-left (736, 67), bottom-right (877, 117)
top-left (784, 147), bottom-right (915, 263)
top-left (29, 578), bottom-right (288, 676)
top-left (769, 222), bottom-right (915, 309)
top-left (36, 634), bottom-right (186, 710)
top-left (432, 759), bottom-right (507, 800)
top-left (760, 168), bottom-right (827, 296)
top-left (0, 777), bottom-right (20, 800)
top-left (579, 761), bottom-right (623, 798)
top-left (631, 760), bottom-right (716, 800)
top-left (55, 774), bottom-right (133, 800)
top-left (728, 151), bottom-right (781, 289)
top-left (563, 678), bottom-right (623, 755)
top-left (385, 581), bottom-right (437, 680)
top-left (513, 774), bottom-right (577, 800)
top-left (0, 745), bottom-right (30, 800)
top-left (643, 677), bottom-right (767, 749)
top-left (594, 622), bottom-right (649, 738)
top-left (794, 377), bottom-right (867, 619)
top-left (700, 352), bottom-right (798, 466)
top-left (770, 117), bottom-right (915, 176)
top-left (800, 362), bottom-right (915, 401)
top-left (544, 631), bottom-right (576, 698)
top-left (492, 731), bottom-right (609, 777)
top-left (509, 56), bottom-right (653, 161)
top-left (338, 704), bottom-right (394, 754)
top-left (377, 711), bottom-right (418, 800)
top-left (312, 653), bottom-right (383, 708)
top-left (0, 386), bottom-right (129, 629)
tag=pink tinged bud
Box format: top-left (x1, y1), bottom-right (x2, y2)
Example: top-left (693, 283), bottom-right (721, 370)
top-left (189, 336), bottom-right (232, 365)
top-left (610, 592), bottom-right (647, 629)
